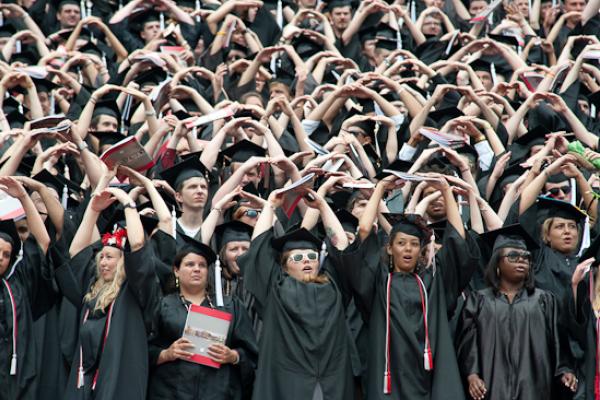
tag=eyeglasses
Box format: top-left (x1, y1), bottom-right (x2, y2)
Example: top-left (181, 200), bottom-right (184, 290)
top-left (288, 252), bottom-right (319, 263)
top-left (244, 209), bottom-right (261, 218)
top-left (547, 186), bottom-right (571, 196)
top-left (502, 251), bottom-right (532, 263)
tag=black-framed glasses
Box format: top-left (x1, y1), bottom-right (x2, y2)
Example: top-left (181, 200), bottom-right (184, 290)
top-left (548, 186), bottom-right (571, 196)
top-left (244, 209), bottom-right (261, 218)
top-left (288, 252), bottom-right (319, 262)
top-left (502, 251), bottom-right (532, 263)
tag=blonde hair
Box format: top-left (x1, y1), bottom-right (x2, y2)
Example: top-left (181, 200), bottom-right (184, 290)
top-left (84, 250), bottom-right (126, 312)
top-left (541, 217), bottom-right (581, 246)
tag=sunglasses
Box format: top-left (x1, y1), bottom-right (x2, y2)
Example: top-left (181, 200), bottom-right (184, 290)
top-left (288, 252), bottom-right (319, 263)
top-left (502, 251), bottom-right (532, 263)
top-left (244, 209), bottom-right (261, 218)
top-left (547, 186), bottom-right (571, 196)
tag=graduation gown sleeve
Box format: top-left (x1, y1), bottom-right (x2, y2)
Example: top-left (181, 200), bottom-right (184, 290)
top-left (236, 229), bottom-right (279, 315)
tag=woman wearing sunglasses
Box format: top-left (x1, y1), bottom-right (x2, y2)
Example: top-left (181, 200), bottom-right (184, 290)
top-left (456, 224), bottom-right (577, 400)
top-left (237, 188), bottom-right (356, 399)
top-left (335, 174), bottom-right (481, 400)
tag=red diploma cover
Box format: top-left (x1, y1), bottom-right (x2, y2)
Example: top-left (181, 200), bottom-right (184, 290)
top-left (182, 305), bottom-right (232, 369)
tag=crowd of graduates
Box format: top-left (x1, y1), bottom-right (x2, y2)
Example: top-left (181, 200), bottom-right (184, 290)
top-left (1, 0), bottom-right (600, 399)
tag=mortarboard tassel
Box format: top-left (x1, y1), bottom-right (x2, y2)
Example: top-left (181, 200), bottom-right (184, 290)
top-left (62, 184), bottom-right (69, 209)
top-left (410, 0), bottom-right (416, 23)
top-left (159, 12), bottom-right (165, 31)
top-left (86, 1), bottom-right (92, 19)
top-left (3, 280), bottom-right (17, 376)
top-left (570, 178), bottom-right (577, 206)
top-left (80, 0), bottom-right (86, 19)
top-left (276, 0), bottom-right (284, 29)
top-left (591, 104), bottom-right (597, 118)
top-left (396, 18), bottom-right (403, 50)
top-left (15, 40), bottom-right (21, 54)
top-left (490, 62), bottom-right (497, 87)
top-left (578, 217), bottom-right (591, 257)
top-left (215, 256), bottom-right (224, 307)
top-left (172, 206), bottom-right (177, 239)
top-left (195, 0), bottom-right (201, 23)
top-left (318, 241), bottom-right (327, 271)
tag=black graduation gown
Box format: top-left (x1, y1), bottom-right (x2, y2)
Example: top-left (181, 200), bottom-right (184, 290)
top-left (337, 225), bottom-right (480, 400)
top-left (55, 243), bottom-right (159, 400)
top-left (520, 205), bottom-right (580, 300)
top-left (566, 278), bottom-right (600, 400)
top-left (456, 288), bottom-right (573, 400)
top-left (237, 229), bottom-right (355, 400)
top-left (0, 238), bottom-right (53, 400)
top-left (221, 276), bottom-right (262, 338)
top-left (147, 293), bottom-right (258, 400)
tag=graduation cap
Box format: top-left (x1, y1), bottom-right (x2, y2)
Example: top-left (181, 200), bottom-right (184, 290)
top-left (426, 153), bottom-right (459, 175)
top-left (335, 209), bottom-right (358, 233)
top-left (32, 78), bottom-right (58, 94)
top-left (536, 196), bottom-right (587, 224)
top-left (497, 162), bottom-right (526, 190)
top-left (291, 34), bottom-right (323, 58)
top-left (271, 62), bottom-right (296, 88)
top-left (481, 223), bottom-right (539, 253)
top-left (358, 25), bottom-right (377, 43)
top-left (93, 99), bottom-right (121, 120)
top-left (221, 140), bottom-right (266, 164)
top-left (214, 220), bottom-right (253, 251)
top-left (272, 227), bottom-right (322, 252)
top-left (487, 33), bottom-right (521, 49)
top-left (0, 23), bottom-right (17, 38)
top-left (177, 233), bottom-right (217, 264)
top-left (79, 41), bottom-right (104, 59)
top-left (374, 158), bottom-right (413, 180)
top-left (102, 207), bottom-right (160, 236)
top-left (10, 50), bottom-right (39, 65)
top-left (130, 9), bottom-right (161, 33)
top-left (51, 0), bottom-right (81, 9)
top-left (3, 96), bottom-right (28, 115)
top-left (323, 0), bottom-right (357, 11)
top-left (134, 67), bottom-right (168, 89)
top-left (91, 131), bottom-right (126, 148)
top-left (428, 219), bottom-right (447, 244)
top-left (429, 106), bottom-right (463, 125)
top-left (160, 156), bottom-right (211, 192)
top-left (32, 169), bottom-right (80, 198)
top-left (0, 219), bottom-right (20, 263)
top-left (6, 110), bottom-right (27, 129)
top-left (509, 125), bottom-right (550, 163)
top-left (327, 190), bottom-right (354, 211)
top-left (385, 213), bottom-right (431, 245)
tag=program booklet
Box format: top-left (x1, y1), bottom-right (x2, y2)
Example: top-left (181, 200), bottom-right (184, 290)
top-left (100, 136), bottom-right (154, 174)
top-left (182, 305), bottom-right (232, 368)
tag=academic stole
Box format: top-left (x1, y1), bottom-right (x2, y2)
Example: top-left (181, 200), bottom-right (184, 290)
top-left (383, 273), bottom-right (433, 395)
top-left (77, 302), bottom-right (115, 390)
top-left (2, 279), bottom-right (17, 375)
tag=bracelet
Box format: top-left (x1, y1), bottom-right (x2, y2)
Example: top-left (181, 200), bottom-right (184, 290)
top-left (216, 31), bottom-right (226, 36)
top-left (145, 110), bottom-right (157, 117)
top-left (473, 135), bottom-right (487, 144)
top-left (77, 141), bottom-right (89, 151)
top-left (124, 202), bottom-right (137, 209)
top-left (212, 207), bottom-right (222, 214)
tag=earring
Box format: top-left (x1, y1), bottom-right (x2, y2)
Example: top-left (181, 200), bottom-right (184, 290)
top-left (496, 267), bottom-right (500, 277)
top-left (175, 276), bottom-right (179, 288)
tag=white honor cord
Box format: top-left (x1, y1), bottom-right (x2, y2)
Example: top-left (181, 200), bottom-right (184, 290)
top-left (215, 257), bottom-right (224, 307)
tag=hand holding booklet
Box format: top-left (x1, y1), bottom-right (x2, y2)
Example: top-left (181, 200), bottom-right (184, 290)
top-left (182, 305), bottom-right (232, 368)
top-left (100, 136), bottom-right (154, 179)
top-left (418, 128), bottom-right (467, 147)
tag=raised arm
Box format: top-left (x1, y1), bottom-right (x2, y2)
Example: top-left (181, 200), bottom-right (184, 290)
top-left (0, 177), bottom-right (50, 254)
